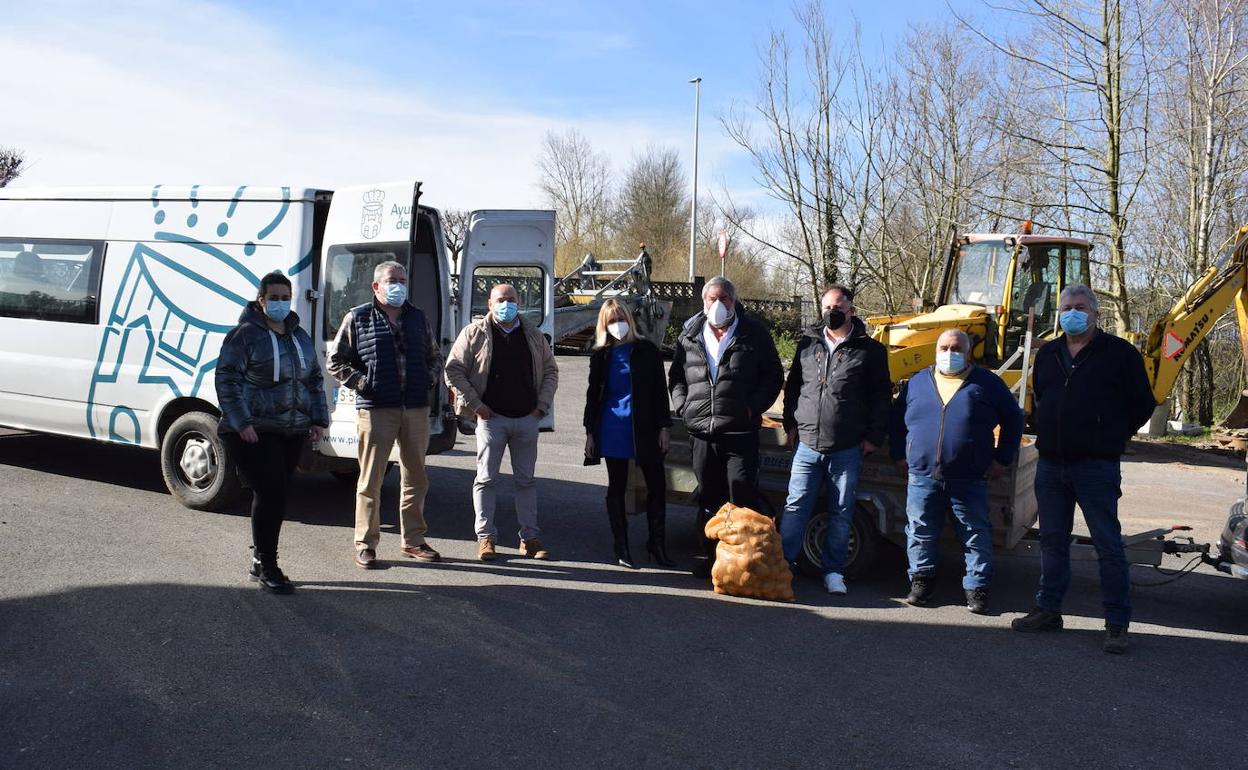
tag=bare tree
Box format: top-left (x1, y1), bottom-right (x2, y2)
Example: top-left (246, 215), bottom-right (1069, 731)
top-left (536, 128), bottom-right (612, 273)
top-left (614, 146), bottom-right (689, 278)
top-left (0, 147), bottom-right (25, 187)
top-left (722, 2), bottom-right (854, 301)
top-left (1147, 0), bottom-right (1248, 423)
top-left (957, 0), bottom-right (1158, 334)
top-left (441, 208), bottom-right (470, 273)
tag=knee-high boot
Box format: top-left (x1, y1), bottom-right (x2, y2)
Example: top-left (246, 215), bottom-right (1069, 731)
top-left (606, 497), bottom-right (637, 569)
top-left (644, 492), bottom-right (677, 568)
top-left (692, 508), bottom-right (716, 578)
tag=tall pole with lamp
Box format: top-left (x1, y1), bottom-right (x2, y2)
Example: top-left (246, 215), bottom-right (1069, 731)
top-left (688, 76), bottom-right (702, 283)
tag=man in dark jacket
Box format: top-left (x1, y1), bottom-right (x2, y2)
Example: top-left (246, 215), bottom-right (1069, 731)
top-left (1011, 284), bottom-right (1156, 654)
top-left (669, 276), bottom-right (784, 577)
top-left (779, 284), bottom-right (892, 595)
top-left (328, 260), bottom-right (443, 570)
top-left (891, 329), bottom-right (1023, 613)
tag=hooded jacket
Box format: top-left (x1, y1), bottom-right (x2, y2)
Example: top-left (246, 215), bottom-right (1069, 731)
top-left (216, 304), bottom-right (330, 436)
top-left (668, 307), bottom-right (784, 437)
top-left (782, 318), bottom-right (892, 452)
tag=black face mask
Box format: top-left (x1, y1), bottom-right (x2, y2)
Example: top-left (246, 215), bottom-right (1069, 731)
top-left (823, 309), bottom-right (847, 330)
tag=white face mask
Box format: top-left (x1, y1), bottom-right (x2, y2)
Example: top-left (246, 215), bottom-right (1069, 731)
top-left (607, 321), bottom-right (630, 341)
top-left (706, 299), bottom-right (732, 327)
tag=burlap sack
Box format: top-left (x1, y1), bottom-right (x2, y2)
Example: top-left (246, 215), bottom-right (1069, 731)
top-left (704, 503), bottom-right (795, 602)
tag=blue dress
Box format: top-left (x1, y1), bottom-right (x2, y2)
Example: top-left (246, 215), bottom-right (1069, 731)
top-left (598, 343), bottom-right (635, 459)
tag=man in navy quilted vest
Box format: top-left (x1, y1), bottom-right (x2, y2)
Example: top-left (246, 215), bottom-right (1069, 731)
top-left (329, 261), bottom-right (444, 570)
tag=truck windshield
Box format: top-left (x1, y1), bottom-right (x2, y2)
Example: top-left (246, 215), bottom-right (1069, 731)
top-left (949, 240), bottom-right (1010, 306)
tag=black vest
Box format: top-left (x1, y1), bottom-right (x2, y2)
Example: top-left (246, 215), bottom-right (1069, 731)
top-left (350, 302), bottom-right (431, 409)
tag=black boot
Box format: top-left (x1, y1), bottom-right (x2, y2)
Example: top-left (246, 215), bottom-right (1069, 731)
top-left (606, 497), bottom-right (637, 569)
top-left (645, 494), bottom-right (677, 568)
top-left (251, 550), bottom-right (295, 594)
top-left (691, 508), bottom-right (715, 579)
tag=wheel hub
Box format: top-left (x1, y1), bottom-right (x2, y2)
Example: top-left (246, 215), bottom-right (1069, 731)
top-left (178, 436), bottom-right (216, 489)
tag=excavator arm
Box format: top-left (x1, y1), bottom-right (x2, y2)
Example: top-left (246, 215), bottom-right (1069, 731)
top-left (1141, 225), bottom-right (1248, 427)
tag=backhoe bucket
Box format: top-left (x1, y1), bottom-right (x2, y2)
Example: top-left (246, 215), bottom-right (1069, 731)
top-left (1221, 390), bottom-right (1248, 429)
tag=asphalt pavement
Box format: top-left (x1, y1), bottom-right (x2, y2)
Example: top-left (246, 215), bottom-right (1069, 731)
top-left (1, 354), bottom-right (1245, 769)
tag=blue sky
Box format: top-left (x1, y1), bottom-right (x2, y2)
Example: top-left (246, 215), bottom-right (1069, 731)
top-left (6, 0), bottom-right (979, 211)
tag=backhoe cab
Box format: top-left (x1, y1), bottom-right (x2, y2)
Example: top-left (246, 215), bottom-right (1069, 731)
top-left (868, 224), bottom-right (1093, 389)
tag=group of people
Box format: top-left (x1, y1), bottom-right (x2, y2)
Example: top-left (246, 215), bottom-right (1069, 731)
top-left (214, 264), bottom-right (1155, 655)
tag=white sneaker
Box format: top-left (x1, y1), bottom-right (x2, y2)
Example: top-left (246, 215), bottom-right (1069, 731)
top-left (824, 572), bottom-right (847, 595)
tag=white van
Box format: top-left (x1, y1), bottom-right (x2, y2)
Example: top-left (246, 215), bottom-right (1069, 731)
top-left (0, 182), bottom-right (555, 510)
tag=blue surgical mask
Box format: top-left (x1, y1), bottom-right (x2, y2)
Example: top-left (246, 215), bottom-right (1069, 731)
top-left (263, 300), bottom-right (291, 322)
top-left (383, 282), bottom-right (407, 307)
top-left (936, 350), bottom-right (966, 375)
top-left (1060, 309), bottom-right (1090, 336)
top-left (494, 301), bottom-right (518, 323)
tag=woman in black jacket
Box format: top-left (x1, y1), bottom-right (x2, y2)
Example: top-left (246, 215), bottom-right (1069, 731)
top-left (583, 299), bottom-right (675, 568)
top-left (216, 271), bottom-right (330, 594)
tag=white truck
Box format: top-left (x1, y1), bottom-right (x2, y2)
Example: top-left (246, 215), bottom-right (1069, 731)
top-left (0, 182), bottom-right (555, 510)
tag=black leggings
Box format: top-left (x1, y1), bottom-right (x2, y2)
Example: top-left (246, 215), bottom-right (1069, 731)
top-left (224, 432), bottom-right (303, 555)
top-left (605, 457), bottom-right (666, 512)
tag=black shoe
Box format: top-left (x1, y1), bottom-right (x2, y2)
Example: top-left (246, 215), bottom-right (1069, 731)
top-left (645, 542), bottom-right (678, 568)
top-left (691, 558), bottom-right (712, 579)
top-left (1011, 607), bottom-right (1064, 632)
top-left (965, 587), bottom-right (989, 615)
top-left (606, 497), bottom-right (638, 569)
top-left (905, 576), bottom-right (935, 607)
top-left (251, 552), bottom-right (294, 595)
top-left (1103, 624), bottom-right (1129, 654)
top-left (645, 497), bottom-right (678, 568)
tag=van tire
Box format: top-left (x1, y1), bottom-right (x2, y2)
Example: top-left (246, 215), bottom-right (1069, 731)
top-left (160, 412), bottom-right (244, 511)
top-left (794, 503), bottom-right (880, 580)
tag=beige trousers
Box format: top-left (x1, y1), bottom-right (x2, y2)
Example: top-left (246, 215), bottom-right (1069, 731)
top-left (354, 406), bottom-right (430, 549)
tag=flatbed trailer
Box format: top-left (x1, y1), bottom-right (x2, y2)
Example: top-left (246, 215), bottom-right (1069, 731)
top-left (635, 417), bottom-right (1204, 578)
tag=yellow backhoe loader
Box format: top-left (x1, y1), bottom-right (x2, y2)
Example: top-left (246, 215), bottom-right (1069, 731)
top-left (867, 222), bottom-right (1248, 427)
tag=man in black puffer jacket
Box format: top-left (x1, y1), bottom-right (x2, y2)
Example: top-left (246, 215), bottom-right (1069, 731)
top-left (1011, 284), bottom-right (1156, 655)
top-left (669, 276), bottom-right (784, 577)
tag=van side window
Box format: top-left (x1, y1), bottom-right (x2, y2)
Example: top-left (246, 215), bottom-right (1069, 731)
top-left (0, 238), bottom-right (105, 324)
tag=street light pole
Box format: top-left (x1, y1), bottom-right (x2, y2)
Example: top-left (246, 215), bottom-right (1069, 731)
top-left (688, 76), bottom-right (702, 283)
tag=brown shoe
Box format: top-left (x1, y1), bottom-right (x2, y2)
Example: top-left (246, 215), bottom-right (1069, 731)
top-left (519, 538), bottom-right (550, 560)
top-left (401, 543), bottom-right (441, 562)
top-left (355, 547), bottom-right (378, 569)
top-left (478, 538), bottom-right (498, 561)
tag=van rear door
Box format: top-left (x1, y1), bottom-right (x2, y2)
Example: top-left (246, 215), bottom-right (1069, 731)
top-left (318, 181), bottom-right (439, 459)
top-left (457, 210), bottom-right (556, 429)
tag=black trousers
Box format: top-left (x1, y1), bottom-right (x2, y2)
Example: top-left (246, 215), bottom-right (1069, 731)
top-left (224, 432), bottom-right (303, 556)
top-left (605, 457), bottom-right (666, 512)
top-left (690, 431), bottom-right (761, 513)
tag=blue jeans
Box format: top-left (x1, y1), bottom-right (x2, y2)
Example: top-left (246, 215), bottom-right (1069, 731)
top-left (1034, 457), bottom-right (1131, 626)
top-left (779, 443), bottom-right (862, 575)
top-left (905, 474), bottom-right (992, 590)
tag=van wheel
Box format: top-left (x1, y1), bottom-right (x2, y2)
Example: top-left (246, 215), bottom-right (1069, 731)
top-left (796, 503), bottom-right (880, 580)
top-left (160, 412), bottom-right (244, 511)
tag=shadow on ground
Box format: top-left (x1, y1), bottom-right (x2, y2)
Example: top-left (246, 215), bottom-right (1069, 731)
top-left (0, 579), bottom-right (1244, 770)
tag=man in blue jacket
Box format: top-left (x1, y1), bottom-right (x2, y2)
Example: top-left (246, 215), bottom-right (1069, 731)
top-left (1011, 284), bottom-right (1155, 654)
top-left (891, 329), bottom-right (1024, 613)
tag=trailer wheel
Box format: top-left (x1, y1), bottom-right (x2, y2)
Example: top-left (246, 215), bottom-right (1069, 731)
top-left (159, 412), bottom-right (244, 511)
top-left (796, 502), bottom-right (880, 580)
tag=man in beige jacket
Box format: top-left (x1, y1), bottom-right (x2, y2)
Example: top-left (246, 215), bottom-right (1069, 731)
top-left (445, 283), bottom-right (559, 561)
